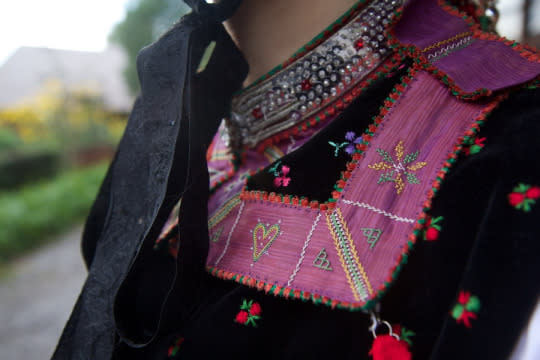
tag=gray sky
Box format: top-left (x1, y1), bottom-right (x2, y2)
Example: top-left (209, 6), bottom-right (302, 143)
top-left (0, 0), bottom-right (130, 65)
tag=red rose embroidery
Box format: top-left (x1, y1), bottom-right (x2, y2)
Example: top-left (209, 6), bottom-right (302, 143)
top-left (525, 186), bottom-right (540, 199)
top-left (509, 184), bottom-right (539, 212)
top-left (508, 192), bottom-right (525, 207)
top-left (424, 216), bottom-right (443, 241)
top-left (425, 227), bottom-right (439, 241)
top-left (235, 310), bottom-right (249, 325)
top-left (235, 299), bottom-right (262, 327)
top-left (249, 302), bottom-right (262, 316)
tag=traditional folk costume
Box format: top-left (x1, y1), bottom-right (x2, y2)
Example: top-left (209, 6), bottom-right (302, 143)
top-left (53, 0), bottom-right (540, 359)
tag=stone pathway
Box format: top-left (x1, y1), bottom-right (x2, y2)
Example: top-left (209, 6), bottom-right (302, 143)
top-left (0, 226), bottom-right (86, 360)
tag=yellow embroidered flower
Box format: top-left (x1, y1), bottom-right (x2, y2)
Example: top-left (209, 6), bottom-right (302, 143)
top-left (368, 140), bottom-right (427, 195)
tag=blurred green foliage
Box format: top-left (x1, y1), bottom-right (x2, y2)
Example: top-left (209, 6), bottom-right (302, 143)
top-left (109, 0), bottom-right (189, 94)
top-left (0, 163), bottom-right (107, 264)
top-left (0, 128), bottom-right (21, 152)
top-left (0, 149), bottom-right (61, 190)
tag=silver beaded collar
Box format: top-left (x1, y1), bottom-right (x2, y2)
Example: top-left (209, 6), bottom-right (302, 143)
top-left (226, 0), bottom-right (403, 149)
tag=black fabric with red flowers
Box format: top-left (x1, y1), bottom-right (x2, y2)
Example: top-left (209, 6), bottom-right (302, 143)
top-left (114, 85), bottom-right (540, 360)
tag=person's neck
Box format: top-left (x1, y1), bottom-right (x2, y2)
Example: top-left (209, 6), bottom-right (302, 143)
top-left (224, 0), bottom-right (358, 87)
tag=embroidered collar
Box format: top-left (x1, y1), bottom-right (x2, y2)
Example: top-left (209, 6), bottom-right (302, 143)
top-left (226, 0), bottom-right (404, 149)
top-left (156, 0), bottom-right (540, 311)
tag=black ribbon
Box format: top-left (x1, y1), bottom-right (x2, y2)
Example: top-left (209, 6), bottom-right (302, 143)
top-left (52, 1), bottom-right (246, 358)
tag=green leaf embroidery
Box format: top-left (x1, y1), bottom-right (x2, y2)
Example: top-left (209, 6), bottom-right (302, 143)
top-left (378, 171), bottom-right (395, 184)
top-left (377, 148), bottom-right (394, 164)
top-left (405, 172), bottom-right (420, 184)
top-left (465, 296), bottom-right (481, 313)
top-left (452, 304), bottom-right (465, 319)
top-left (403, 150), bottom-right (419, 164)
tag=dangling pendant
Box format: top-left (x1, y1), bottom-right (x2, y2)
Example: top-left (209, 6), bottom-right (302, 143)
top-left (368, 311), bottom-right (413, 360)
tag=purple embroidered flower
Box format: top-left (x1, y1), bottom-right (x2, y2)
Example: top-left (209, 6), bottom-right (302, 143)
top-left (345, 132), bottom-right (363, 155)
top-left (329, 131), bottom-right (364, 157)
top-left (345, 131), bottom-right (356, 141)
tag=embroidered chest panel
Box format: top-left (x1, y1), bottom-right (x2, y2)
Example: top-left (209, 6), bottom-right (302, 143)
top-left (205, 71), bottom-right (490, 309)
top-left (196, 0), bottom-right (540, 310)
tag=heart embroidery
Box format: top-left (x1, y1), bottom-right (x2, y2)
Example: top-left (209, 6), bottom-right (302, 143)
top-left (252, 223), bottom-right (281, 262)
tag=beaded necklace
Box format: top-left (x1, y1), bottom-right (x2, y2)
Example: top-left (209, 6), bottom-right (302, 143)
top-left (227, 0), bottom-right (404, 148)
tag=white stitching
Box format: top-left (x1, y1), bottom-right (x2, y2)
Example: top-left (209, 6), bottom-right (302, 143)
top-left (287, 212), bottom-right (322, 287)
top-left (341, 199), bottom-right (415, 223)
top-left (214, 201), bottom-right (245, 266)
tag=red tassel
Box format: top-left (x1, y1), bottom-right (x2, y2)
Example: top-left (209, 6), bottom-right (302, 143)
top-left (369, 335), bottom-right (412, 360)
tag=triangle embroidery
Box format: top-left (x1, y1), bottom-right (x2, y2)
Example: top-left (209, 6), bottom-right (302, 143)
top-left (313, 248), bottom-right (333, 271)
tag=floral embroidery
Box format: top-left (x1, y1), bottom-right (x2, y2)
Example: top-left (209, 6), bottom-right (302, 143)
top-left (463, 136), bottom-right (486, 155)
top-left (274, 165), bottom-right (291, 187)
top-left (451, 291), bottom-right (480, 328)
top-left (251, 222), bottom-right (281, 262)
top-left (268, 161), bottom-right (291, 187)
top-left (368, 140), bottom-right (428, 195)
top-left (234, 299), bottom-right (262, 327)
top-left (508, 183), bottom-right (540, 212)
top-left (328, 131), bottom-right (363, 157)
top-left (167, 336), bottom-right (184, 357)
top-left (344, 131), bottom-right (363, 154)
top-left (423, 216), bottom-right (443, 241)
